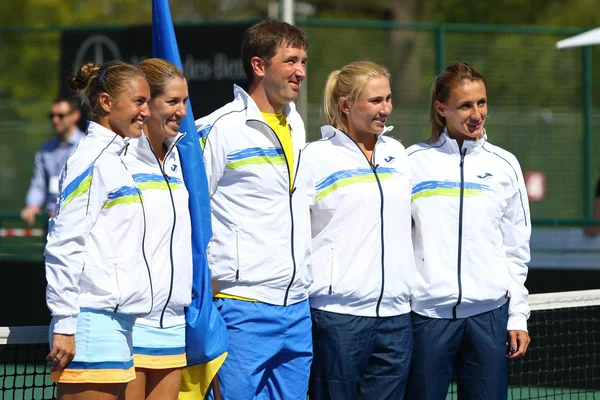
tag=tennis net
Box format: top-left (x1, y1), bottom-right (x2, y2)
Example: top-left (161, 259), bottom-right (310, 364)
top-left (0, 326), bottom-right (54, 400)
top-left (447, 289), bottom-right (600, 399)
top-left (0, 289), bottom-right (598, 399)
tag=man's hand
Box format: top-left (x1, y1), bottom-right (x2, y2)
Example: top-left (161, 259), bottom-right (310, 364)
top-left (20, 205), bottom-right (41, 227)
top-left (507, 330), bottom-right (530, 358)
top-left (46, 333), bottom-right (76, 372)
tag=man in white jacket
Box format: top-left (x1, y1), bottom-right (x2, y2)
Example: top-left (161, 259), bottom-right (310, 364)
top-left (195, 20), bottom-right (312, 400)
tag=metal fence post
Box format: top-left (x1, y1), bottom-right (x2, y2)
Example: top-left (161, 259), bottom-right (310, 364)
top-left (435, 25), bottom-right (445, 75)
top-left (582, 45), bottom-right (593, 218)
top-left (281, 0), bottom-right (309, 128)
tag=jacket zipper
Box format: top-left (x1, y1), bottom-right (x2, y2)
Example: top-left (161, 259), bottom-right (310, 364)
top-left (453, 146), bottom-right (467, 319)
top-left (373, 164), bottom-right (385, 318)
top-left (150, 137), bottom-right (182, 328)
top-left (247, 119), bottom-right (299, 306)
top-left (159, 169), bottom-right (177, 328)
top-left (341, 131), bottom-right (385, 317)
top-left (284, 150), bottom-right (302, 305)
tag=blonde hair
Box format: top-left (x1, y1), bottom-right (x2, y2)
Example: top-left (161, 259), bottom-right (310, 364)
top-left (68, 60), bottom-right (145, 121)
top-left (137, 58), bottom-right (186, 98)
top-left (323, 61), bottom-right (391, 133)
top-left (430, 62), bottom-right (487, 142)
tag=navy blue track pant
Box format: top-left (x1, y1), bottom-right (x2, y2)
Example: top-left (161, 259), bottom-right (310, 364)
top-left (309, 308), bottom-right (413, 400)
top-left (406, 302), bottom-right (509, 400)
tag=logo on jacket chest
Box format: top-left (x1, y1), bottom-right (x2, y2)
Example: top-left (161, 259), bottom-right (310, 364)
top-left (384, 156), bottom-right (395, 163)
top-left (477, 172), bottom-right (493, 179)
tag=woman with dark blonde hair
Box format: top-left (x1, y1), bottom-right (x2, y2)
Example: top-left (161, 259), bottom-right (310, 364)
top-left (406, 62), bottom-right (531, 399)
top-left (303, 61), bottom-right (415, 399)
top-left (123, 58), bottom-right (193, 400)
top-left (45, 60), bottom-right (153, 400)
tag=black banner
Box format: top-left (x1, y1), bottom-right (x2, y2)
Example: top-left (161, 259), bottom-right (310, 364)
top-left (60, 23), bottom-right (252, 119)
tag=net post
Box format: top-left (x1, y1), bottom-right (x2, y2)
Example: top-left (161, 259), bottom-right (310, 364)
top-left (435, 24), bottom-right (445, 75)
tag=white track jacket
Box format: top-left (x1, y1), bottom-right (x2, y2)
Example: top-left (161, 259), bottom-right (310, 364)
top-left (305, 126), bottom-right (415, 317)
top-left (122, 134), bottom-right (193, 328)
top-left (197, 85), bottom-right (312, 306)
top-left (408, 131), bottom-right (531, 331)
top-left (45, 122), bottom-right (153, 335)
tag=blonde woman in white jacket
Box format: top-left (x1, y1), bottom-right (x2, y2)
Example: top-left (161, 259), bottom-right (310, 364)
top-left (406, 63), bottom-right (531, 400)
top-left (305, 61), bottom-right (415, 400)
top-left (45, 60), bottom-right (152, 400)
top-left (122, 58), bottom-right (194, 400)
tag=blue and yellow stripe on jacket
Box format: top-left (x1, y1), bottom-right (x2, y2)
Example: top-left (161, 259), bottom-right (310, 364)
top-left (315, 167), bottom-right (398, 201)
top-left (132, 173), bottom-right (184, 192)
top-left (198, 124), bottom-right (212, 150)
top-left (226, 147), bottom-right (285, 169)
top-left (60, 163), bottom-right (94, 211)
top-left (104, 186), bottom-right (142, 209)
top-left (411, 180), bottom-right (495, 201)
top-left (52, 360), bottom-right (135, 383)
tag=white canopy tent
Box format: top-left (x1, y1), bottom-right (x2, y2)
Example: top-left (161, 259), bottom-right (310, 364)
top-left (556, 28), bottom-right (600, 48)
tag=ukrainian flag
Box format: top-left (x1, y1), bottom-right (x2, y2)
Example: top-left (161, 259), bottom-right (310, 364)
top-left (152, 0), bottom-right (228, 397)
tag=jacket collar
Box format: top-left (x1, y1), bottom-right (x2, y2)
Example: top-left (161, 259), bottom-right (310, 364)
top-left (435, 128), bottom-right (487, 155)
top-left (86, 121), bottom-right (130, 156)
top-left (127, 132), bottom-right (185, 165)
top-left (320, 124), bottom-right (393, 149)
top-left (232, 84), bottom-right (305, 150)
top-left (233, 84), bottom-right (299, 125)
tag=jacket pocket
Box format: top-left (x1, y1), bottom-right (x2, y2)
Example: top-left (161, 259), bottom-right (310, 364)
top-left (113, 263), bottom-right (122, 312)
top-left (234, 228), bottom-right (241, 280)
top-left (328, 244), bottom-right (337, 295)
top-left (207, 227), bottom-right (240, 282)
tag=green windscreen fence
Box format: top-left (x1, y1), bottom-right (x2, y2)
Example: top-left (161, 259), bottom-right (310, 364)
top-left (2, 20), bottom-right (600, 220)
top-left (298, 21), bottom-right (600, 220)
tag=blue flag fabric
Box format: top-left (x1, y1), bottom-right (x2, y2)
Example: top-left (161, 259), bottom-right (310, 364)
top-left (152, 0), bottom-right (228, 366)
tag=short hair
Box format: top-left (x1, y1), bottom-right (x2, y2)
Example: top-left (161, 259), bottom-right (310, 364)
top-left (137, 58), bottom-right (186, 98)
top-left (52, 95), bottom-right (80, 113)
top-left (241, 20), bottom-right (308, 84)
top-left (430, 63), bottom-right (487, 142)
top-left (322, 61), bottom-right (391, 133)
top-left (68, 60), bottom-right (146, 121)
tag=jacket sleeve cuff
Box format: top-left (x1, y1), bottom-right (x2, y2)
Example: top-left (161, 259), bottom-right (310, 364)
top-left (507, 313), bottom-right (528, 332)
top-left (52, 315), bottom-right (78, 335)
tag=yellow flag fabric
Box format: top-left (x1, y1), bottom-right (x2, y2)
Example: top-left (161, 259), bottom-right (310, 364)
top-left (178, 352), bottom-right (228, 399)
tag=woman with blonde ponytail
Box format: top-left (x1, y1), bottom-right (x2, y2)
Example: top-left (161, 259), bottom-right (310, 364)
top-left (302, 61), bottom-right (415, 400)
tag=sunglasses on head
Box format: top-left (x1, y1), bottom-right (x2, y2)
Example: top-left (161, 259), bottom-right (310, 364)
top-left (48, 111), bottom-right (72, 120)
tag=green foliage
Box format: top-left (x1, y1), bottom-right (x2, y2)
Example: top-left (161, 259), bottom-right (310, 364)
top-left (426, 0), bottom-right (599, 27)
top-left (1, 0), bottom-right (600, 218)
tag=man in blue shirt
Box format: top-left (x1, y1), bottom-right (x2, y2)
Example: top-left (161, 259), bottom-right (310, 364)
top-left (21, 96), bottom-right (85, 226)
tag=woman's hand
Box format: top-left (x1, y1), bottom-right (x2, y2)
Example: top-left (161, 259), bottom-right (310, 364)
top-left (46, 333), bottom-right (76, 371)
top-left (507, 330), bottom-right (530, 358)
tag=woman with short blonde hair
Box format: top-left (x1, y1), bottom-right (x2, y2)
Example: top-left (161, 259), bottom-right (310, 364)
top-left (304, 61), bottom-right (415, 399)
